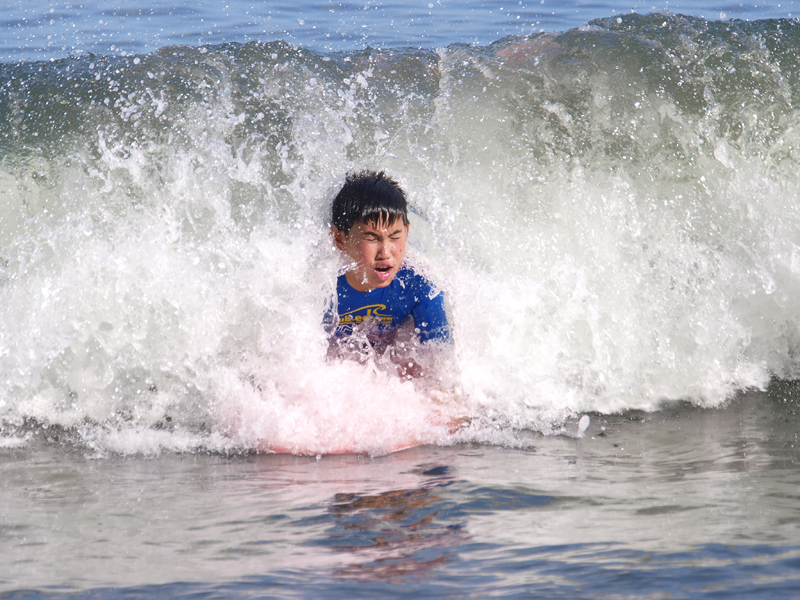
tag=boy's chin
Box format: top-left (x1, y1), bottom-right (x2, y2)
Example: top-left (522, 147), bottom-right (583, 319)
top-left (347, 269), bottom-right (395, 291)
top-left (364, 277), bottom-right (393, 290)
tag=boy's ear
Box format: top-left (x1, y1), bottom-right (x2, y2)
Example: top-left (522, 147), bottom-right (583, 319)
top-left (330, 226), bottom-right (347, 251)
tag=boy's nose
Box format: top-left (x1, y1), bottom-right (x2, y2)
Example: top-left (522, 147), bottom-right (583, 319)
top-left (376, 239), bottom-right (391, 257)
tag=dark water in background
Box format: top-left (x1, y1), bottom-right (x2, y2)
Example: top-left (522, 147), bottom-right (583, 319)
top-left (2, 0), bottom-right (799, 62)
top-left (3, 0), bottom-right (800, 597)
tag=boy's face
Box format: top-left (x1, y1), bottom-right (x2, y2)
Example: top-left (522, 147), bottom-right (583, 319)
top-left (332, 217), bottom-right (409, 292)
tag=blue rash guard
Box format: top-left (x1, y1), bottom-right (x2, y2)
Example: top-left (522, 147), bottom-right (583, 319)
top-left (326, 265), bottom-right (450, 345)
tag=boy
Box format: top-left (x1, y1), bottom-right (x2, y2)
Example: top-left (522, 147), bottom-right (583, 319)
top-left (326, 170), bottom-right (450, 368)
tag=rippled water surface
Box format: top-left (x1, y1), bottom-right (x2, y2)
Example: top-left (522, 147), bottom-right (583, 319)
top-left (3, 391), bottom-right (800, 597)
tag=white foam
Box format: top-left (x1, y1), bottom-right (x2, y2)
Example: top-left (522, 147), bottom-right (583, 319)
top-left (2, 39), bottom-right (799, 453)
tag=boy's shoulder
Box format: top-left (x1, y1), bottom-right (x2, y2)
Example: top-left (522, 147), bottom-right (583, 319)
top-left (395, 264), bottom-right (443, 300)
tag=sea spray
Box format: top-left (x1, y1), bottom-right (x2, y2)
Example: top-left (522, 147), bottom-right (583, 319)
top-left (2, 14), bottom-right (800, 453)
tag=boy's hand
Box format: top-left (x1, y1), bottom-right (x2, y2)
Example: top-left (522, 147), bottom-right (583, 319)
top-left (393, 355), bottom-right (424, 379)
top-left (382, 336), bottom-right (425, 379)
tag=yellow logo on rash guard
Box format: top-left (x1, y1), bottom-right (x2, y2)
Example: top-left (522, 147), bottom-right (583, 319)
top-left (338, 304), bottom-right (393, 326)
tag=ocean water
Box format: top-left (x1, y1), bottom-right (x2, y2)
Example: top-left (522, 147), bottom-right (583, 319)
top-left (3, 0), bottom-right (800, 597)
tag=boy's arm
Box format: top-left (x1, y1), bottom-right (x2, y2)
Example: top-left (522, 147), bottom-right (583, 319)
top-left (388, 291), bottom-right (452, 379)
top-left (412, 290), bottom-right (451, 344)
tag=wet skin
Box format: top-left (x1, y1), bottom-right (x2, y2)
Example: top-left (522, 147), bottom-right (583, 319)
top-left (331, 217), bottom-right (410, 292)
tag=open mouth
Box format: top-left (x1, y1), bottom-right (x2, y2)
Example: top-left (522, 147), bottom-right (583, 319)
top-left (375, 265), bottom-right (393, 280)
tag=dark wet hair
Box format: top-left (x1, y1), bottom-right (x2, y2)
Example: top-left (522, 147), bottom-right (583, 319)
top-left (331, 170), bottom-right (409, 235)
